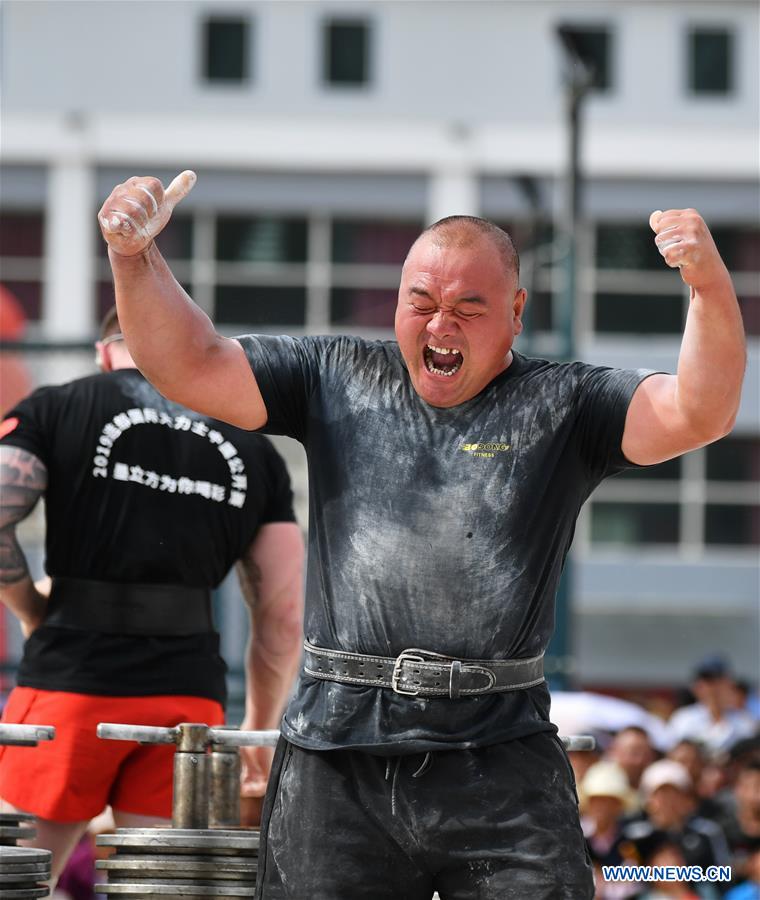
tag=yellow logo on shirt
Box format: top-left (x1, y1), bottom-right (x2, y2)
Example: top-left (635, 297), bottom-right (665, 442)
top-left (460, 442), bottom-right (510, 459)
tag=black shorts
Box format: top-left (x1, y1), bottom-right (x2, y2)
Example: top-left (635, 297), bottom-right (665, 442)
top-left (255, 731), bottom-right (594, 899)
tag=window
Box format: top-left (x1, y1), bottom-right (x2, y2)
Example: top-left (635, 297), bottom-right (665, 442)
top-left (711, 226), bottom-right (760, 272)
top-left (0, 212), bottom-right (44, 321)
top-left (738, 296), bottom-right (760, 337)
top-left (596, 225), bottom-right (664, 271)
top-left (557, 26), bottom-right (612, 91)
top-left (688, 28), bottom-right (732, 94)
top-left (216, 217), bottom-right (307, 263)
top-left (524, 291), bottom-right (554, 333)
top-left (705, 505), bottom-right (760, 546)
top-left (203, 17), bottom-right (249, 83)
top-left (706, 437), bottom-right (760, 483)
top-left (155, 217), bottom-right (194, 261)
top-left (331, 288), bottom-right (397, 328)
top-left (591, 503), bottom-right (680, 545)
top-left (331, 220), bottom-right (418, 265)
top-left (594, 293), bottom-right (684, 335)
top-left (215, 286), bottom-right (306, 327)
top-left (589, 437), bottom-right (760, 550)
top-left (323, 20), bottom-right (370, 86)
top-left (710, 227), bottom-right (760, 335)
top-left (330, 219), bottom-right (420, 326)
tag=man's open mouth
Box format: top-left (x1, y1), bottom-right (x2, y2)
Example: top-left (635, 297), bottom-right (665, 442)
top-left (424, 344), bottom-right (463, 377)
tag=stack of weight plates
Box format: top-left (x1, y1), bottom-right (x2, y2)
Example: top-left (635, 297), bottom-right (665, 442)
top-left (95, 828), bottom-right (259, 898)
top-left (0, 812), bottom-right (37, 847)
top-left (0, 845), bottom-right (52, 899)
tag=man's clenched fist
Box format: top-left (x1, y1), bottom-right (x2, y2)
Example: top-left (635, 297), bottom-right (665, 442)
top-left (98, 170), bottom-right (197, 257)
top-left (649, 208), bottom-right (729, 291)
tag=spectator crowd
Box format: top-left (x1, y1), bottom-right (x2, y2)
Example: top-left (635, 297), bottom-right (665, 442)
top-left (572, 656), bottom-right (760, 899)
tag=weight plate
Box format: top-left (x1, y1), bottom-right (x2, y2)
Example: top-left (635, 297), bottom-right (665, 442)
top-left (0, 866), bottom-right (51, 878)
top-left (97, 829), bottom-right (258, 855)
top-left (0, 848), bottom-right (52, 864)
top-left (0, 826), bottom-right (36, 839)
top-left (95, 884), bottom-right (255, 896)
top-left (0, 865), bottom-right (50, 875)
top-left (0, 889), bottom-right (50, 899)
top-left (0, 814), bottom-right (36, 825)
top-left (97, 856), bottom-right (256, 877)
top-left (0, 873), bottom-right (49, 884)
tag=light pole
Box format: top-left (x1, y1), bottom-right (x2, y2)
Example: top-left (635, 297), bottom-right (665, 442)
top-left (546, 26), bottom-right (595, 690)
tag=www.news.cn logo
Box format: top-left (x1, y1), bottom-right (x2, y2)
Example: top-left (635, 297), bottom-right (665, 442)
top-left (603, 864), bottom-right (732, 883)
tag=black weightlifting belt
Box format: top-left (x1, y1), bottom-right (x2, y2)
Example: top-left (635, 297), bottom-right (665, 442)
top-left (44, 577), bottom-right (214, 636)
top-left (303, 640), bottom-right (545, 699)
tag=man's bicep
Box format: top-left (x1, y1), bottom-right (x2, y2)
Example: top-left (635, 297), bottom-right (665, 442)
top-left (180, 337), bottom-right (268, 430)
top-left (621, 373), bottom-right (704, 466)
top-left (248, 522), bottom-right (305, 601)
top-left (0, 446), bottom-right (47, 527)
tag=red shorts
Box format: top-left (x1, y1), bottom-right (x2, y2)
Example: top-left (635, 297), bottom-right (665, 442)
top-left (0, 688), bottom-right (224, 822)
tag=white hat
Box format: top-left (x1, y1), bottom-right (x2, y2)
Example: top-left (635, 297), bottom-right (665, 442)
top-left (580, 761), bottom-right (635, 809)
top-left (640, 759), bottom-right (692, 798)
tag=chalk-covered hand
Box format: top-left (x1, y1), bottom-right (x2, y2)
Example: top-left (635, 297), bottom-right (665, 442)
top-left (98, 170), bottom-right (196, 257)
top-left (649, 208), bottom-right (729, 291)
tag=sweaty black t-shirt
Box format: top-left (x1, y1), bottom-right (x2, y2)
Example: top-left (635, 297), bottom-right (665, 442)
top-left (0, 368), bottom-right (296, 703)
top-left (239, 334), bottom-right (653, 753)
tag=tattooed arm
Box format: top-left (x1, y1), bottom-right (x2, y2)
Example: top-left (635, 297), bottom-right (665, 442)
top-left (0, 446), bottom-right (48, 636)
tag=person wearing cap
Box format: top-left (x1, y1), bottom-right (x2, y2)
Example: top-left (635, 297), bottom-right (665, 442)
top-left (669, 657), bottom-right (757, 755)
top-left (579, 761), bottom-right (638, 899)
top-left (622, 760), bottom-right (730, 874)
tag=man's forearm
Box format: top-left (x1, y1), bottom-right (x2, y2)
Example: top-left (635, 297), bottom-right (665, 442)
top-left (1, 575), bottom-right (47, 635)
top-left (243, 627), bottom-right (302, 730)
top-left (236, 523), bottom-right (305, 731)
top-left (0, 445), bottom-right (47, 632)
top-left (675, 271), bottom-right (746, 438)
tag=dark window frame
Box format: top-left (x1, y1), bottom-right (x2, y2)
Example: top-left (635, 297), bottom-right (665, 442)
top-left (556, 23), bottom-right (614, 93)
top-left (687, 26), bottom-right (734, 96)
top-left (322, 17), bottom-right (372, 88)
top-left (201, 15), bottom-right (252, 85)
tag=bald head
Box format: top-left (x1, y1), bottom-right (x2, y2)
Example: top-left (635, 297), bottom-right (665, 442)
top-left (407, 216), bottom-right (520, 283)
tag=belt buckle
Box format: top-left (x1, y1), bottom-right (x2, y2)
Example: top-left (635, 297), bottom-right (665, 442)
top-left (391, 650), bottom-right (426, 696)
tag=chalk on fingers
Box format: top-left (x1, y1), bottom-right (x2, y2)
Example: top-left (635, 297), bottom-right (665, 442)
top-left (165, 170), bottom-right (197, 208)
top-left (649, 209), bottom-right (663, 232)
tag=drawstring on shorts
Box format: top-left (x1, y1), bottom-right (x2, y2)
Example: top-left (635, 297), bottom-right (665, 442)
top-left (384, 752), bottom-right (434, 816)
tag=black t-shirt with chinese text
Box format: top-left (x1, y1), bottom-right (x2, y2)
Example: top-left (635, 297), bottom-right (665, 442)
top-left (0, 368), bottom-right (296, 703)
top-left (239, 334), bottom-right (653, 753)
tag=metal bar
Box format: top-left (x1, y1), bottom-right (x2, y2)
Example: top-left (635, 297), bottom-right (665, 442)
top-left (561, 734), bottom-right (596, 752)
top-left (207, 728), bottom-right (281, 748)
top-left (0, 724), bottom-right (55, 744)
top-left (96, 722), bottom-right (594, 752)
top-left (97, 723), bottom-right (177, 744)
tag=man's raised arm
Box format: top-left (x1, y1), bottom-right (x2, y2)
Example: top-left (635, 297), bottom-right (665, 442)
top-left (99, 171), bottom-right (267, 429)
top-left (622, 208), bottom-right (746, 465)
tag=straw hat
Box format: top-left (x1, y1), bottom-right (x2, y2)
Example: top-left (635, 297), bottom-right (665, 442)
top-left (579, 761), bottom-right (636, 811)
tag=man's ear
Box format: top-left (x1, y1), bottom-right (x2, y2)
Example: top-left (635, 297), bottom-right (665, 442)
top-left (513, 287), bottom-right (527, 335)
top-left (95, 341), bottom-right (109, 372)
